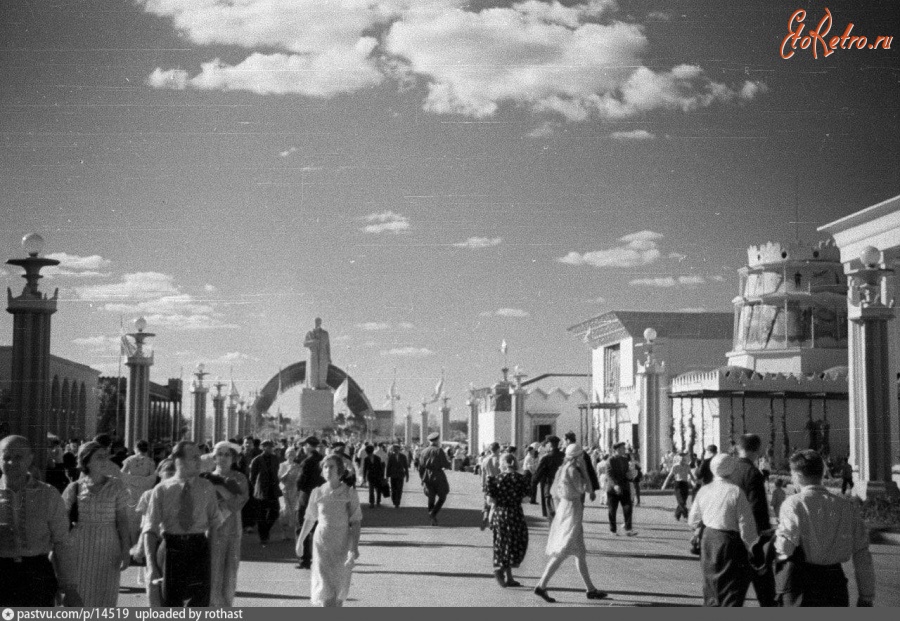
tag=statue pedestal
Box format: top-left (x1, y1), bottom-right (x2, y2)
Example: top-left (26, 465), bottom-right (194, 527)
top-left (300, 388), bottom-right (334, 433)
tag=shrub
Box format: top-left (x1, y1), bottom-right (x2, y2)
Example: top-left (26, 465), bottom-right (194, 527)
top-left (860, 496), bottom-right (900, 529)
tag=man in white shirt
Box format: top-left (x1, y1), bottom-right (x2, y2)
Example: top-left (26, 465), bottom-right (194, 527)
top-left (774, 449), bottom-right (874, 607)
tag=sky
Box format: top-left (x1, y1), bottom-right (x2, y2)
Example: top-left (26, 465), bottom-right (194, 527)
top-left (1, 0), bottom-right (898, 422)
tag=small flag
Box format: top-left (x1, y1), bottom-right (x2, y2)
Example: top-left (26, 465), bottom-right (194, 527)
top-left (500, 339), bottom-right (508, 354)
top-left (120, 329), bottom-right (136, 358)
top-left (333, 378), bottom-right (349, 408)
top-left (429, 376), bottom-right (444, 403)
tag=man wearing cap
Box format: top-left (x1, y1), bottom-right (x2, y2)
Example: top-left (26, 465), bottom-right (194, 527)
top-left (418, 432), bottom-right (451, 525)
top-left (774, 449), bottom-right (875, 607)
top-left (386, 444), bottom-right (410, 508)
top-left (0, 435), bottom-right (82, 607)
top-left (532, 436), bottom-right (564, 518)
top-left (249, 440), bottom-right (283, 546)
top-left (143, 441), bottom-right (221, 607)
top-left (607, 442), bottom-right (637, 536)
top-left (295, 436), bottom-right (325, 569)
top-left (331, 442), bottom-right (357, 488)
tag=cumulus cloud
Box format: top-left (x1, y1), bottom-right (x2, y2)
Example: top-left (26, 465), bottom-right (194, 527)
top-left (559, 230), bottom-right (663, 268)
top-left (73, 336), bottom-right (119, 352)
top-left (75, 273), bottom-right (237, 330)
top-left (43, 252), bottom-right (112, 278)
top-left (279, 147), bottom-right (298, 158)
top-left (480, 308), bottom-right (530, 318)
top-left (361, 211), bottom-right (410, 234)
top-left (209, 351), bottom-right (257, 365)
top-left (141, 0), bottom-right (764, 123)
top-left (381, 346), bottom-right (434, 357)
top-left (453, 236), bottom-right (502, 249)
top-left (203, 284), bottom-right (218, 293)
top-left (668, 252), bottom-right (687, 261)
top-left (647, 11), bottom-right (671, 21)
top-left (610, 129), bottom-right (654, 140)
top-left (629, 274), bottom-right (706, 287)
top-left (357, 322), bottom-right (392, 331)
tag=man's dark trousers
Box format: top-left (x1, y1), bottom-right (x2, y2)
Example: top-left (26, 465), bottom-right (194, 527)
top-left (607, 489), bottom-right (633, 532)
top-left (390, 477), bottom-right (405, 507)
top-left (256, 498), bottom-right (281, 542)
top-left (161, 533), bottom-right (211, 607)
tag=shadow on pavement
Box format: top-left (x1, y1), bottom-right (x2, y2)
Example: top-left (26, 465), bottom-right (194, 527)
top-left (589, 550), bottom-right (699, 563)
top-left (235, 591), bottom-right (308, 600)
top-left (359, 506), bottom-right (481, 528)
top-left (361, 540), bottom-right (488, 550)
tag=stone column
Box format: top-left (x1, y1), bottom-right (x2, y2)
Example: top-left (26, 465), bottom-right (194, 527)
top-left (226, 382), bottom-right (239, 440)
top-left (509, 371), bottom-right (528, 458)
top-left (5, 234), bottom-right (59, 475)
top-left (211, 379), bottom-right (226, 443)
top-left (420, 401), bottom-right (428, 443)
top-left (236, 399), bottom-right (247, 439)
top-left (404, 405), bottom-right (413, 446)
top-left (440, 396), bottom-right (451, 443)
top-left (847, 247), bottom-right (899, 498)
top-left (466, 390), bottom-right (479, 456)
top-left (125, 317), bottom-right (154, 450)
top-left (190, 364), bottom-right (210, 445)
top-left (637, 360), bottom-right (668, 472)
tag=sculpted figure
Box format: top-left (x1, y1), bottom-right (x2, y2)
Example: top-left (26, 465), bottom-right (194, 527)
top-left (304, 318), bottom-right (331, 389)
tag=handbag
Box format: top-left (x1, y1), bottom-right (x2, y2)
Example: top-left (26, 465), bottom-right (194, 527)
top-left (380, 480), bottom-right (391, 497)
top-left (689, 521), bottom-right (704, 556)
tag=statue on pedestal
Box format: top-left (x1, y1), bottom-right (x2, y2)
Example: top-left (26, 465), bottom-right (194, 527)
top-left (304, 317), bottom-right (331, 389)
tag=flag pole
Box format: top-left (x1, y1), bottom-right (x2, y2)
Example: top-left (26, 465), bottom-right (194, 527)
top-left (116, 316), bottom-right (124, 438)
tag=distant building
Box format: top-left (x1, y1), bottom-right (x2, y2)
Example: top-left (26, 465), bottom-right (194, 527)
top-left (568, 311), bottom-right (733, 467)
top-left (0, 346), bottom-right (101, 440)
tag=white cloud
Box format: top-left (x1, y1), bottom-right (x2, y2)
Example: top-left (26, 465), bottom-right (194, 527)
top-left (630, 276), bottom-right (677, 287)
top-left (668, 252), bottom-right (687, 261)
top-left (357, 322), bottom-right (392, 331)
top-left (712, 275), bottom-right (726, 282)
top-left (381, 346), bottom-right (434, 357)
top-left (208, 351), bottom-right (257, 365)
top-left (361, 210), bottom-right (410, 234)
top-left (141, 0), bottom-right (764, 123)
top-left (647, 11), bottom-right (671, 21)
top-left (43, 252), bottom-right (112, 278)
top-left (679, 307), bottom-right (708, 313)
top-left (479, 308), bottom-right (530, 318)
top-left (559, 230), bottom-right (663, 268)
top-left (75, 273), bottom-right (237, 331)
top-left (610, 129), bottom-right (655, 140)
top-left (72, 335), bottom-right (119, 352)
top-left (204, 284), bottom-right (218, 293)
top-left (629, 274), bottom-right (706, 287)
top-left (386, 3), bottom-right (762, 121)
top-left (453, 236), bottom-right (502, 249)
top-left (279, 147), bottom-right (298, 158)
top-left (677, 275), bottom-right (706, 285)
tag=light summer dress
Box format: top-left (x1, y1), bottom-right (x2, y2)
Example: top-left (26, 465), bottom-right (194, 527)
top-left (304, 482), bottom-right (363, 606)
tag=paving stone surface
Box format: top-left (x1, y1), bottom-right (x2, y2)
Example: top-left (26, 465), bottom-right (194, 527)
top-left (118, 471), bottom-right (900, 607)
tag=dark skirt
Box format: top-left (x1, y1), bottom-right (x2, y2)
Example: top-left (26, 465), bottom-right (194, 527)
top-left (490, 505), bottom-right (529, 569)
top-left (701, 528), bottom-right (751, 607)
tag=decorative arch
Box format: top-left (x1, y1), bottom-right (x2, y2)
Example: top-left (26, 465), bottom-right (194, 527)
top-left (250, 363), bottom-right (373, 420)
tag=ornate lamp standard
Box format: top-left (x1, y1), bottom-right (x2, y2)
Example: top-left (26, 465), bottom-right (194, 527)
top-left (847, 246), bottom-right (899, 498)
top-left (5, 233), bottom-right (60, 475)
top-left (212, 378), bottom-right (227, 442)
top-left (190, 363), bottom-right (210, 444)
top-left (125, 316), bottom-right (155, 449)
top-left (637, 327), bottom-right (668, 472)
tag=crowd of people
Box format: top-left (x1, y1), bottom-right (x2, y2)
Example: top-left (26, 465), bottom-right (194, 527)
top-left (0, 427), bottom-right (879, 608)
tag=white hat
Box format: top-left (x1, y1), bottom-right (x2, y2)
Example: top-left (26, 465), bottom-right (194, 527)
top-left (213, 441), bottom-right (241, 455)
top-left (711, 453), bottom-right (737, 478)
top-left (564, 443), bottom-right (583, 459)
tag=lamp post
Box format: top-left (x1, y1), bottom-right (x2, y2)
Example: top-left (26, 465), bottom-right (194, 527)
top-left (227, 379), bottom-right (239, 440)
top-left (405, 404), bottom-right (413, 446)
top-left (212, 378), bottom-right (227, 443)
top-left (509, 368), bottom-right (528, 457)
top-left (440, 394), bottom-right (451, 444)
top-left (420, 399), bottom-right (429, 443)
top-left (125, 316), bottom-right (155, 450)
top-left (466, 383), bottom-right (479, 457)
top-left (4, 233), bottom-right (60, 475)
top-left (190, 363), bottom-right (210, 444)
top-left (637, 327), bottom-right (668, 472)
top-left (847, 246), bottom-right (899, 498)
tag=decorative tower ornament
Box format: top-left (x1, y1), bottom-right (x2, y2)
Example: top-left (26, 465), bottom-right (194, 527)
top-left (125, 316), bottom-right (155, 449)
top-left (4, 233), bottom-right (60, 475)
top-left (212, 378), bottom-right (227, 443)
top-left (191, 363), bottom-right (210, 444)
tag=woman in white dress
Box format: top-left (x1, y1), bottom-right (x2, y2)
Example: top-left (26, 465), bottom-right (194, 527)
top-left (279, 446), bottom-right (301, 539)
top-left (62, 441), bottom-right (131, 606)
top-left (296, 455), bottom-right (362, 607)
top-left (533, 444), bottom-right (607, 603)
top-left (204, 441), bottom-right (249, 607)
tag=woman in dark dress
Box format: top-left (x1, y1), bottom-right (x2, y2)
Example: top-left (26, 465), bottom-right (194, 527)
top-left (485, 453), bottom-right (531, 588)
